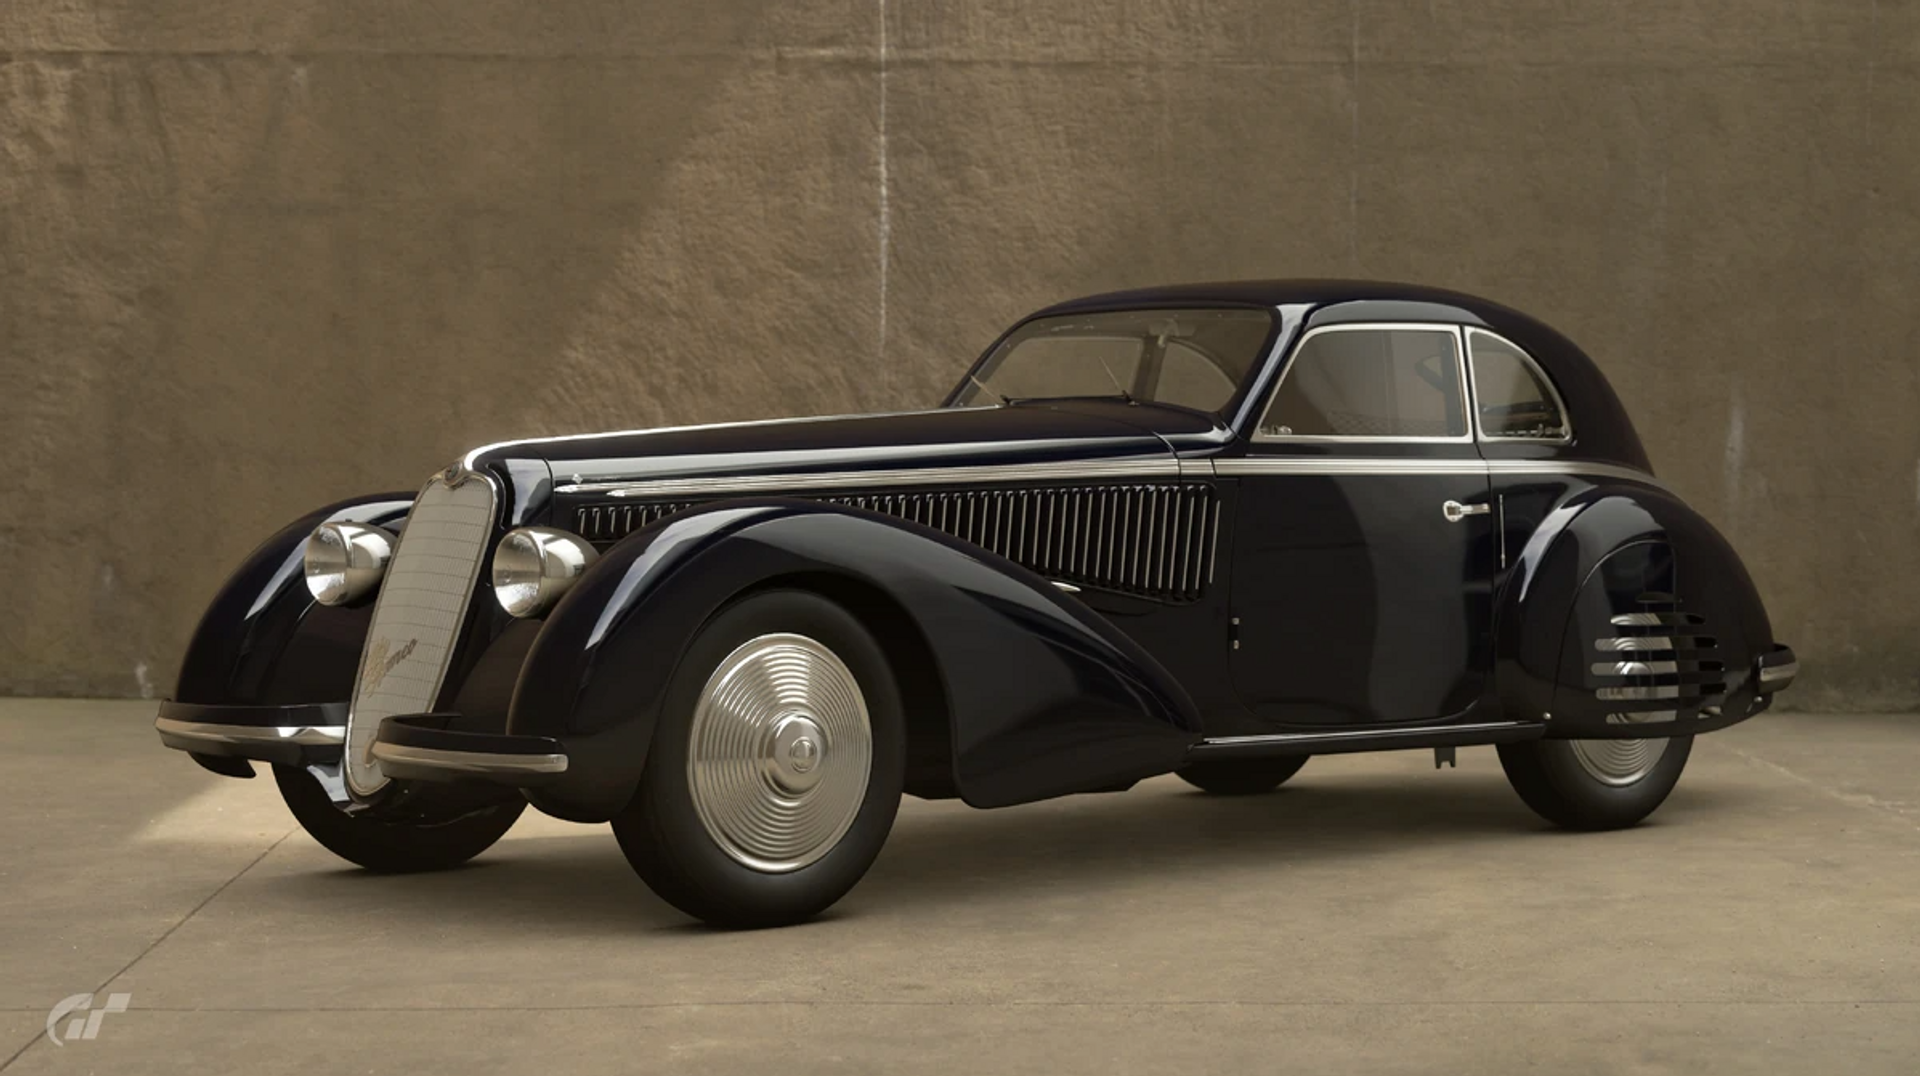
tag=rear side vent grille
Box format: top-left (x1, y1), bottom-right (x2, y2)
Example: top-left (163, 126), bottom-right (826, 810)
top-left (1588, 600), bottom-right (1725, 719)
top-left (574, 483), bottom-right (1219, 603)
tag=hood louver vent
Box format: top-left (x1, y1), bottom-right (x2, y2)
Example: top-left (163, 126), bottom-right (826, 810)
top-left (574, 483), bottom-right (1218, 603)
top-left (1588, 598), bottom-right (1725, 720)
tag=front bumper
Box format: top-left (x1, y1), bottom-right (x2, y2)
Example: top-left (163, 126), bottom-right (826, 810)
top-left (155, 700), bottom-right (346, 776)
top-left (369, 713), bottom-right (570, 787)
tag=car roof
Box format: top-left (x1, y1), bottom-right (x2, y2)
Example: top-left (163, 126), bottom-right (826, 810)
top-left (1022, 279), bottom-right (1651, 471)
top-left (1031, 278), bottom-right (1521, 323)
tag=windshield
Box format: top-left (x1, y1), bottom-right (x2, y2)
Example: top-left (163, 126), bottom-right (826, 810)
top-left (952, 308), bottom-right (1277, 414)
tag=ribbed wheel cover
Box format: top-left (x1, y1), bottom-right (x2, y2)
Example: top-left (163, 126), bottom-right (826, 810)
top-left (686, 633), bottom-right (872, 873)
top-left (1570, 713), bottom-right (1669, 787)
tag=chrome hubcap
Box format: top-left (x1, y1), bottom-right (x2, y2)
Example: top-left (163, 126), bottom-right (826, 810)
top-left (1570, 713), bottom-right (1669, 786)
top-left (686, 633), bottom-right (871, 873)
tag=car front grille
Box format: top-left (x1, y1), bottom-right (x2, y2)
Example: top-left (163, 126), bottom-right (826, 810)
top-left (574, 483), bottom-right (1220, 603)
top-left (343, 472), bottom-right (498, 795)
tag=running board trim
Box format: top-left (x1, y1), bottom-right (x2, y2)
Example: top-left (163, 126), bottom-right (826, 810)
top-left (1186, 721), bottom-right (1543, 760)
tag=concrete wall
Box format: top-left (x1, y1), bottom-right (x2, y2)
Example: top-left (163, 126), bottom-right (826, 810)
top-left (3, 1), bottom-right (1915, 708)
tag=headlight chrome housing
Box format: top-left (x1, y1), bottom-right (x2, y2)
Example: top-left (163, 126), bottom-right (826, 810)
top-left (303, 522), bottom-right (397, 606)
top-left (492, 527), bottom-right (599, 618)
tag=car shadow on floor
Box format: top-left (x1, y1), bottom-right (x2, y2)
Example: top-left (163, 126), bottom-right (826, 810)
top-left (245, 770), bottom-right (1763, 935)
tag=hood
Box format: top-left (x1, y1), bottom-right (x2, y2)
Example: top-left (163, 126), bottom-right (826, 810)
top-left (468, 401), bottom-right (1224, 493)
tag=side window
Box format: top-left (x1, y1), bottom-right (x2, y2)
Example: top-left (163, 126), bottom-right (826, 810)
top-left (1468, 330), bottom-right (1570, 441)
top-left (1258, 328), bottom-right (1467, 440)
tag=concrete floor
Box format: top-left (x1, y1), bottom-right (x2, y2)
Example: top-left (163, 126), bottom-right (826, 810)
top-left (1, 700), bottom-right (1916, 1074)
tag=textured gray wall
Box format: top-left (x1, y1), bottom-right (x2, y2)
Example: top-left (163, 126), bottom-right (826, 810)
top-left (3, 1), bottom-right (1915, 708)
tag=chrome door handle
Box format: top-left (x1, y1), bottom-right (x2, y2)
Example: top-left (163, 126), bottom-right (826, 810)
top-left (1442, 499), bottom-right (1490, 523)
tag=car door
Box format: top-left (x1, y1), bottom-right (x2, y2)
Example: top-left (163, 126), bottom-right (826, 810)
top-left (1225, 322), bottom-right (1497, 727)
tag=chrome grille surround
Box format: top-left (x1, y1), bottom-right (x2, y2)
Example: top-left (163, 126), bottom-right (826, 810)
top-left (344, 470), bottom-right (499, 797)
top-left (574, 482), bottom-right (1220, 603)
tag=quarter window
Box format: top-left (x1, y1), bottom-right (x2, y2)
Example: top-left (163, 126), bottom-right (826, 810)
top-left (1258, 327), bottom-right (1468, 440)
top-left (1468, 330), bottom-right (1569, 441)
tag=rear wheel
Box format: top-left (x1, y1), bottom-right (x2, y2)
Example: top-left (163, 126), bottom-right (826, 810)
top-left (1176, 755), bottom-right (1309, 795)
top-left (1498, 728), bottom-right (1693, 830)
top-left (613, 589), bottom-right (906, 929)
top-left (272, 764), bottom-right (524, 872)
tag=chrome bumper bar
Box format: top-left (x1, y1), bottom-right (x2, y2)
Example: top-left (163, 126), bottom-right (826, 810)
top-left (154, 700), bottom-right (347, 770)
top-left (1755, 645), bottom-right (1798, 693)
top-left (371, 741), bottom-right (568, 781)
top-left (369, 713), bottom-right (569, 787)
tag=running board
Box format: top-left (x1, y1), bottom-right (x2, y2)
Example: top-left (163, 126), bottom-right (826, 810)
top-left (1187, 720), bottom-right (1543, 761)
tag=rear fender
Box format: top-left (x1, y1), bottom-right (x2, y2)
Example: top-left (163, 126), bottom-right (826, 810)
top-left (508, 500), bottom-right (1201, 821)
top-left (1495, 484), bottom-right (1775, 737)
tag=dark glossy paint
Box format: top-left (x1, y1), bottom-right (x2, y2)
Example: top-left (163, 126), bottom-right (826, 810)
top-left (473, 402), bottom-right (1212, 485)
top-left (1488, 476), bottom-right (1776, 738)
top-left (1224, 448), bottom-right (1497, 730)
top-left (166, 280), bottom-right (1789, 817)
top-left (173, 493), bottom-right (413, 706)
top-left (504, 501), bottom-right (1199, 821)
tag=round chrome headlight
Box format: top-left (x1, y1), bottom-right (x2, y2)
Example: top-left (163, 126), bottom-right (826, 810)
top-left (492, 527), bottom-right (598, 618)
top-left (303, 523), bottom-right (397, 606)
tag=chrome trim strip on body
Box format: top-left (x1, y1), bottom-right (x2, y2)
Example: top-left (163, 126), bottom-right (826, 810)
top-left (1483, 460), bottom-right (1669, 489)
top-left (1213, 457), bottom-right (1485, 477)
top-left (560, 457), bottom-right (1186, 498)
top-left (1212, 457), bottom-right (1667, 489)
top-left (1197, 721), bottom-right (1533, 748)
top-left (1758, 659), bottom-right (1799, 684)
top-left (154, 716), bottom-right (346, 748)
top-left (556, 439), bottom-right (1083, 486)
top-left (461, 405), bottom-right (1001, 471)
top-left (556, 455), bottom-right (1667, 502)
top-left (370, 740), bottom-right (570, 777)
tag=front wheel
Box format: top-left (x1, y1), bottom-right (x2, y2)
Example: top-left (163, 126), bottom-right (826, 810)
top-left (272, 764), bottom-right (525, 872)
top-left (613, 589), bottom-right (906, 929)
top-left (1497, 731), bottom-right (1693, 831)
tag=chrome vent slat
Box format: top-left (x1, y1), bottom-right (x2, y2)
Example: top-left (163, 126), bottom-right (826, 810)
top-left (1609, 612), bottom-right (1706, 628)
top-left (1588, 603), bottom-right (1725, 718)
top-left (1593, 635), bottom-right (1717, 652)
top-left (574, 482), bottom-right (1217, 603)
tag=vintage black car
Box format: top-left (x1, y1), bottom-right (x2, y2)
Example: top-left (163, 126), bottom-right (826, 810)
top-left (156, 280), bottom-right (1797, 927)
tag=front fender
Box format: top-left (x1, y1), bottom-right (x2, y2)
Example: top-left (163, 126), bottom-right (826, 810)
top-left (509, 500), bottom-right (1201, 820)
top-left (1496, 483), bottom-right (1775, 735)
top-left (174, 492), bottom-right (414, 707)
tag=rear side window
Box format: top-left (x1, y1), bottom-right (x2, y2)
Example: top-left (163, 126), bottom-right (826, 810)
top-left (1257, 327), bottom-right (1468, 440)
top-left (1468, 329), bottom-right (1570, 441)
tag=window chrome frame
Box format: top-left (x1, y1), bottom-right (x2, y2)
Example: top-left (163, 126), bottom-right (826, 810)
top-left (1465, 327), bottom-right (1575, 446)
top-left (1249, 321), bottom-right (1475, 445)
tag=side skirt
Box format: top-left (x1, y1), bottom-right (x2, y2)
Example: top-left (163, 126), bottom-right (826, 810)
top-left (1186, 720), bottom-right (1543, 761)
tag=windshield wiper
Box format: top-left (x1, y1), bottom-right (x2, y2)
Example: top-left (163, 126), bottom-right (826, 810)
top-left (966, 373), bottom-right (1010, 407)
top-left (1095, 356), bottom-right (1136, 404)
